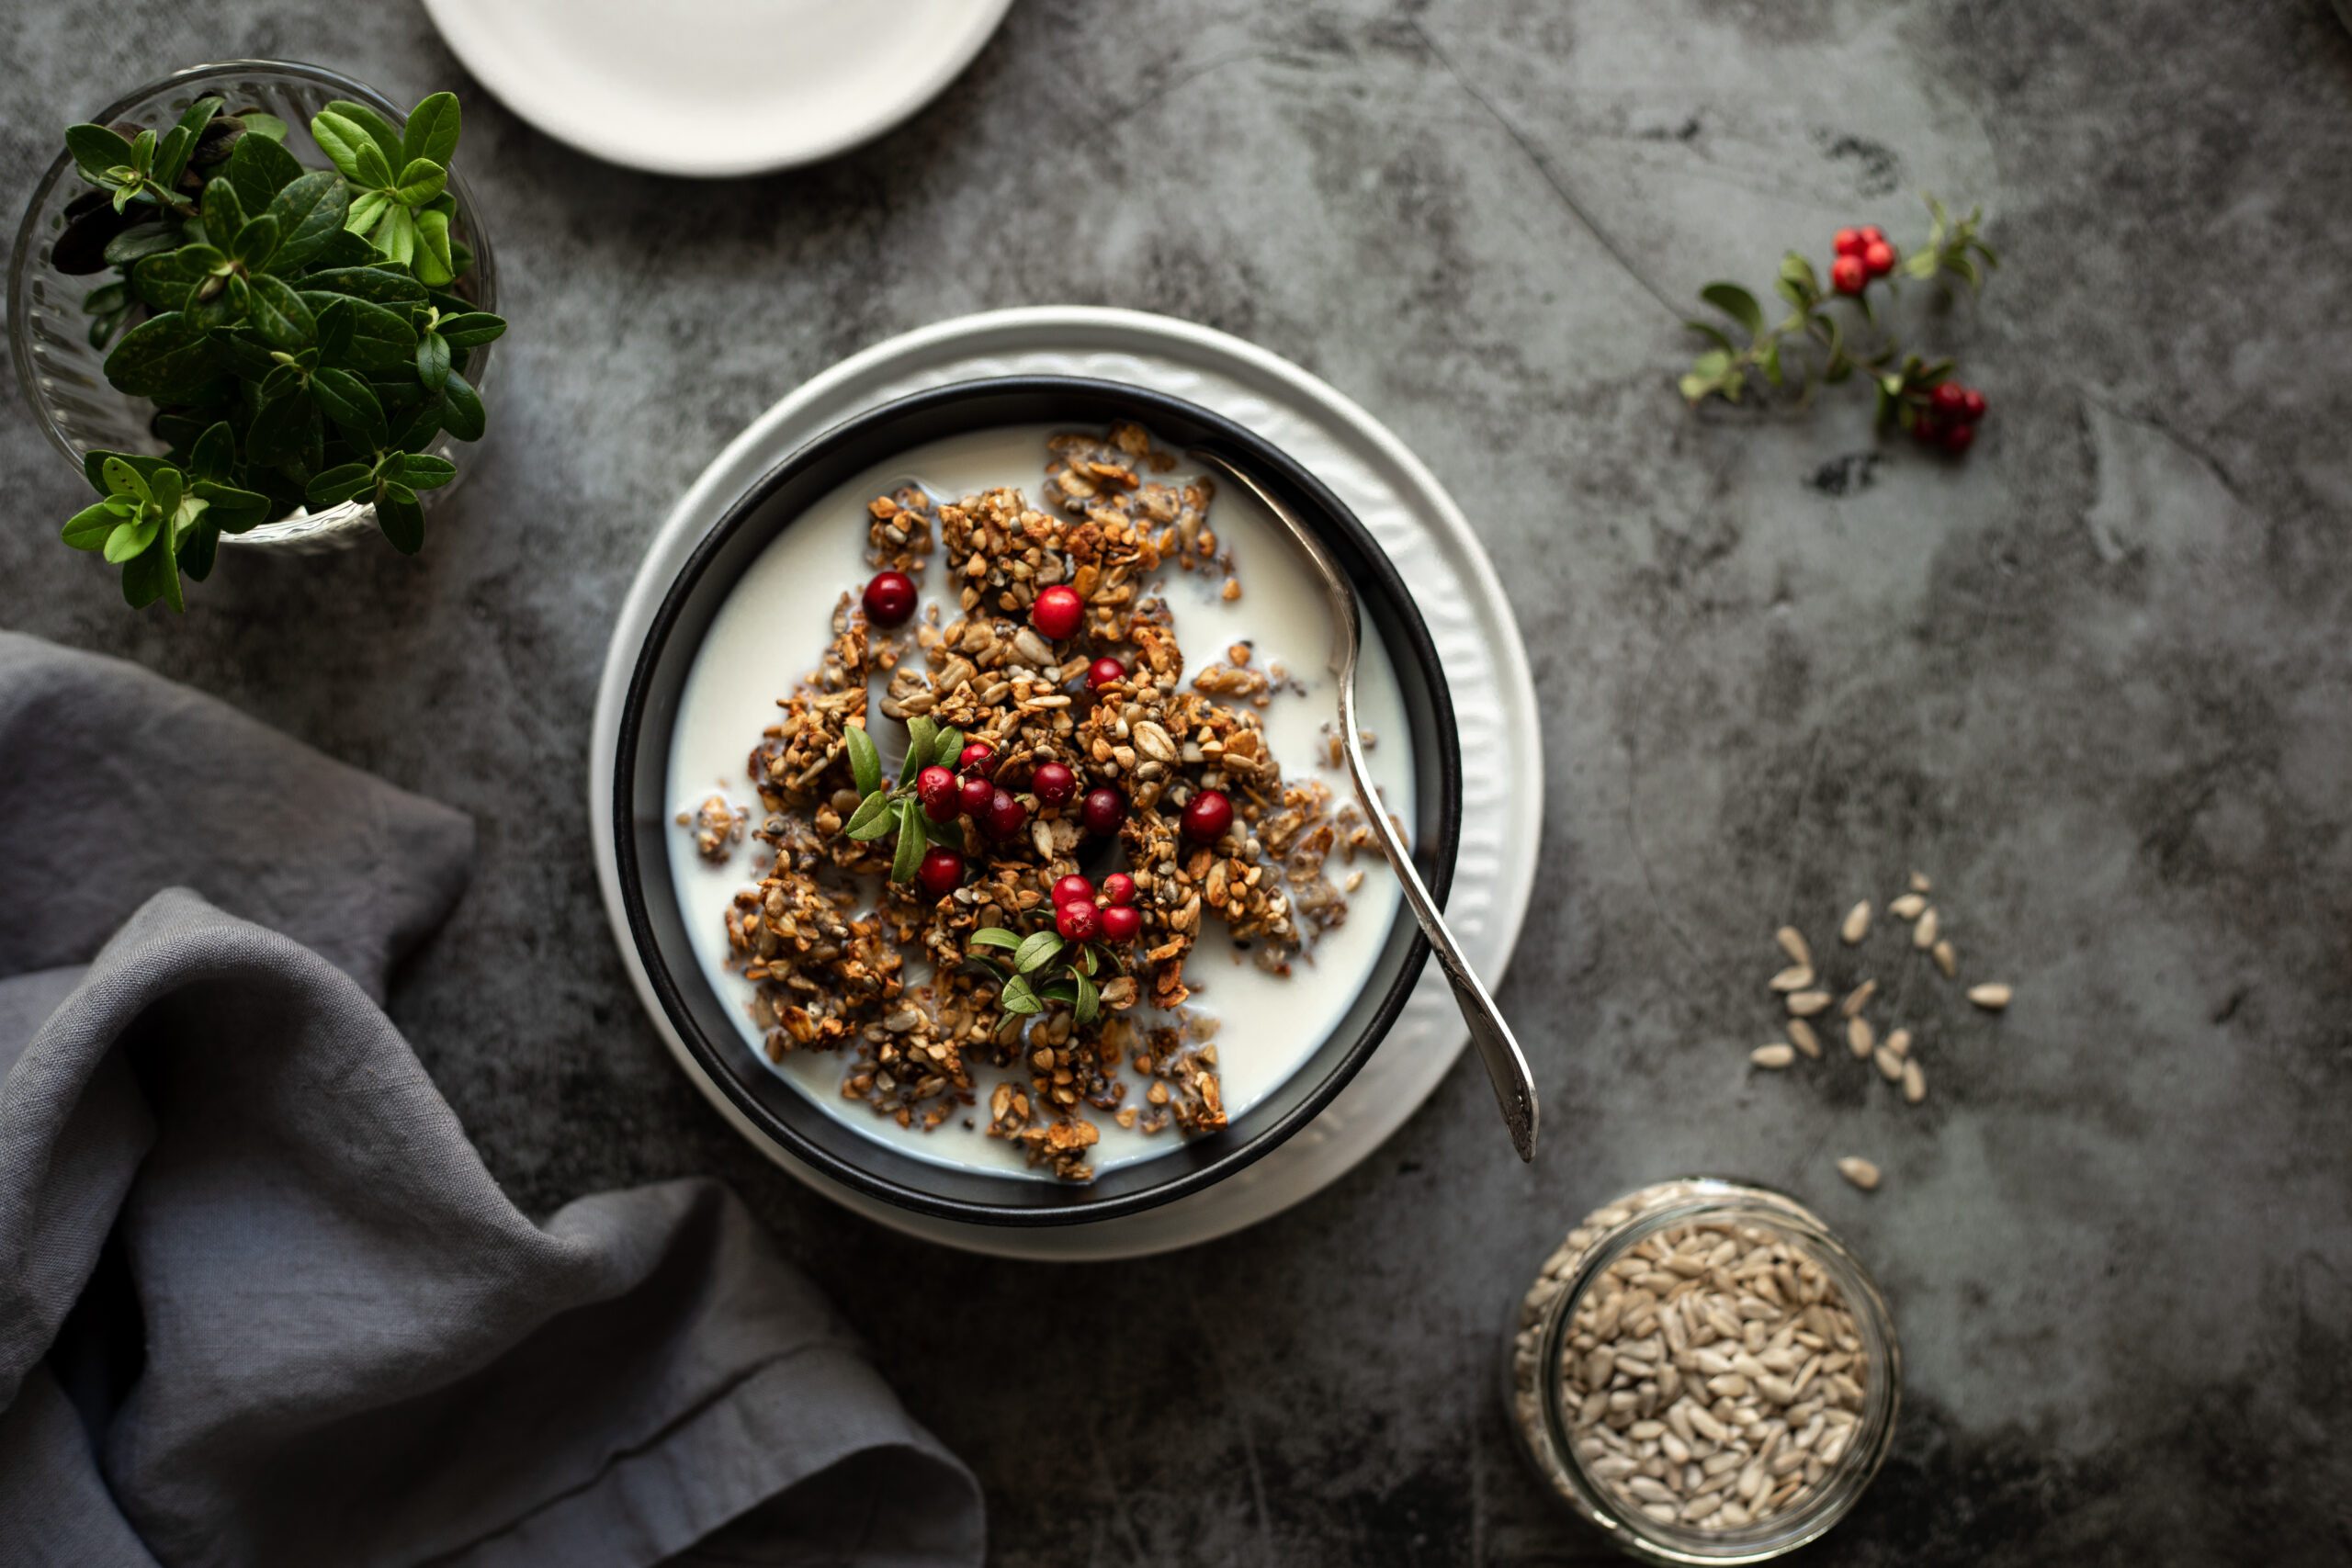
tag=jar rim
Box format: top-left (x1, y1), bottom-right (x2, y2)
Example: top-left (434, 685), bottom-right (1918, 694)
top-left (1531, 1179), bottom-right (1903, 1565)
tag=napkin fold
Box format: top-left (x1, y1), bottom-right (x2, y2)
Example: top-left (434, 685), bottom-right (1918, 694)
top-left (0, 632), bottom-right (983, 1568)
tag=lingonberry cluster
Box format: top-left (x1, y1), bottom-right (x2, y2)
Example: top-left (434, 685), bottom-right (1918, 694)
top-left (1679, 194), bottom-right (1998, 461)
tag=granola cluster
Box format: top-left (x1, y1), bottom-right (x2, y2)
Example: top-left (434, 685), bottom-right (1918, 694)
top-left (719, 424), bottom-right (1366, 1180)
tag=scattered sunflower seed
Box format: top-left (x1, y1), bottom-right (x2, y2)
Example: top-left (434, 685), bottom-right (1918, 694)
top-left (1902, 1059), bottom-right (1926, 1104)
top-left (1912, 908), bottom-right (1939, 950)
top-left (1967, 983), bottom-right (2012, 1010)
top-left (1873, 1044), bottom-right (1905, 1082)
top-left (1888, 893), bottom-right (1928, 921)
top-left (1909, 871), bottom-right (1931, 893)
top-left (1840, 979), bottom-right (1877, 1019)
top-left (1847, 1016), bottom-right (1875, 1058)
top-left (1931, 939), bottom-right (1958, 978)
top-left (1751, 1043), bottom-right (1797, 1069)
top-left (1836, 1156), bottom-right (1882, 1191)
top-left (1787, 1019), bottom-right (1823, 1059)
top-left (1840, 901), bottom-right (1871, 944)
top-left (1769, 964), bottom-right (1815, 992)
top-left (1786, 990), bottom-right (1832, 1018)
top-left (1883, 1027), bottom-right (1911, 1060)
top-left (1776, 926), bottom-right (1813, 968)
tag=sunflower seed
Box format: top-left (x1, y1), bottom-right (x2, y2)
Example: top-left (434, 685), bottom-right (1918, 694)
top-left (1769, 964), bottom-right (1815, 992)
top-left (1836, 1156), bottom-right (1881, 1191)
top-left (1873, 1044), bottom-right (1905, 1082)
top-left (1909, 870), bottom-right (1931, 892)
top-left (1888, 892), bottom-right (1928, 920)
top-left (1840, 901), bottom-right (1871, 944)
top-left (1786, 990), bottom-right (1832, 1017)
top-left (1751, 1043), bottom-right (1797, 1069)
top-left (1912, 908), bottom-right (1939, 949)
top-left (1967, 982), bottom-right (2012, 1010)
top-left (1883, 1027), bottom-right (1911, 1059)
top-left (1840, 979), bottom-right (1877, 1018)
top-left (1931, 938), bottom-right (1958, 978)
top-left (1902, 1059), bottom-right (1926, 1104)
top-left (1847, 1016), bottom-right (1875, 1058)
top-left (1776, 926), bottom-right (1812, 967)
top-left (1786, 1019), bottom-right (1822, 1058)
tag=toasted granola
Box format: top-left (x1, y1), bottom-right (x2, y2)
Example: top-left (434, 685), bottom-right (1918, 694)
top-left (717, 425), bottom-right (1364, 1181)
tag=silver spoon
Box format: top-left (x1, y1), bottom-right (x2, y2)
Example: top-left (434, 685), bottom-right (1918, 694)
top-left (1189, 448), bottom-right (1540, 1162)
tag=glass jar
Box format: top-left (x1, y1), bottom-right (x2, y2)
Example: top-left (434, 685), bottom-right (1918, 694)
top-left (1504, 1178), bottom-right (1900, 1563)
top-left (8, 60), bottom-right (497, 556)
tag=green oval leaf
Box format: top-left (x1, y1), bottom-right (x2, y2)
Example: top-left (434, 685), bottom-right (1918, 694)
top-left (104, 513), bottom-right (160, 563)
top-left (439, 369), bottom-right (485, 441)
top-left (226, 130), bottom-right (302, 212)
top-left (416, 328), bottom-right (450, 392)
top-left (1014, 931), bottom-right (1066, 974)
top-left (297, 265), bottom-right (426, 305)
top-left (900, 716), bottom-right (939, 784)
top-left (245, 275), bottom-right (315, 349)
top-left (64, 123), bottom-right (136, 184)
top-left (844, 722), bottom-right (882, 796)
top-left (391, 157), bottom-right (447, 206)
top-left (434, 311), bottom-right (505, 349)
top-left (104, 310), bottom-right (220, 399)
top-left (62, 500), bottom-right (127, 549)
top-left (305, 461), bottom-right (376, 509)
top-left (889, 800), bottom-right (926, 883)
top-left (309, 111), bottom-right (376, 183)
top-left (967, 927), bottom-right (1023, 952)
top-left (311, 366), bottom-right (387, 449)
top-left (262, 170), bottom-right (350, 274)
top-left (401, 92), bottom-right (462, 167)
top-left (844, 788), bottom-right (895, 840)
top-left (375, 481), bottom-right (424, 555)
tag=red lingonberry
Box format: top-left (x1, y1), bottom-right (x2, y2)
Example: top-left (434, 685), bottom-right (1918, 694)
top-left (861, 570), bottom-right (916, 626)
top-left (1030, 585), bottom-right (1083, 640)
top-left (915, 764), bottom-right (959, 822)
top-left (1182, 788), bottom-right (1234, 845)
top-left (1930, 383), bottom-right (1970, 419)
top-left (1833, 227), bottom-right (1866, 257)
top-left (1050, 874), bottom-right (1095, 908)
top-left (1942, 423), bottom-right (1976, 455)
top-left (1087, 657), bottom-right (1125, 692)
top-left (956, 740), bottom-right (995, 775)
top-left (1861, 240), bottom-right (1896, 277)
top-left (1859, 225), bottom-right (1885, 246)
top-left (1830, 254), bottom-right (1867, 296)
top-left (1101, 872), bottom-right (1136, 907)
top-left (1056, 898), bottom-right (1102, 942)
top-left (982, 789), bottom-right (1026, 840)
top-left (1960, 388), bottom-right (1987, 423)
top-left (1099, 904), bottom-right (1141, 944)
top-left (957, 773), bottom-right (994, 818)
top-left (1910, 414), bottom-right (1945, 446)
top-left (915, 846), bottom-right (963, 898)
top-left (1031, 761), bottom-right (1076, 806)
top-left (1080, 785), bottom-right (1125, 836)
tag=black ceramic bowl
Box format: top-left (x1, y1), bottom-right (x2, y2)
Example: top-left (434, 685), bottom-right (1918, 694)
top-left (615, 377), bottom-right (1459, 1224)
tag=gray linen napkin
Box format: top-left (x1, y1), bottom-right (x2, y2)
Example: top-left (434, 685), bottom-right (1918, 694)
top-left (0, 632), bottom-right (983, 1568)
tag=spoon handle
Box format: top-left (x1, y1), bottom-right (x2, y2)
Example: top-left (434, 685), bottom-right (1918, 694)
top-left (1190, 448), bottom-right (1541, 1161)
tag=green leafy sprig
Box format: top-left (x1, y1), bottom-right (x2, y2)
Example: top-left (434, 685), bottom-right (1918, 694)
top-left (1679, 195), bottom-right (1997, 434)
top-left (841, 716), bottom-right (969, 882)
top-left (966, 922), bottom-right (1120, 1028)
top-left (51, 90), bottom-right (505, 607)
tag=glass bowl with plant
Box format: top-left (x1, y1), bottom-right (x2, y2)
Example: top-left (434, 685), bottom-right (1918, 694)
top-left (9, 61), bottom-right (505, 609)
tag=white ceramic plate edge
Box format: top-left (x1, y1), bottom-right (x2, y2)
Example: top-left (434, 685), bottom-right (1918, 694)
top-left (590, 306), bottom-right (1542, 1258)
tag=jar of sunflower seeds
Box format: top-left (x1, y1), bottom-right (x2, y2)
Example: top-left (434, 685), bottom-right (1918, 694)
top-left (1504, 1179), bottom-right (1900, 1562)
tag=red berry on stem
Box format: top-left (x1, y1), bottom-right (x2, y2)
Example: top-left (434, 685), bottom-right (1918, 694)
top-left (1087, 657), bottom-right (1125, 692)
top-left (1050, 874), bottom-right (1095, 908)
top-left (983, 789), bottom-right (1026, 840)
top-left (1031, 585), bottom-right (1083, 640)
top-left (1859, 225), bottom-right (1885, 246)
top-left (862, 570), bottom-right (915, 626)
top-left (1960, 388), bottom-right (1987, 423)
top-left (1911, 414), bottom-right (1945, 446)
top-left (1830, 255), bottom-right (1867, 296)
top-left (1080, 786), bottom-right (1125, 836)
top-left (1032, 761), bottom-right (1076, 807)
top-left (916, 847), bottom-right (964, 898)
top-left (1100, 904), bottom-right (1141, 944)
top-left (1930, 382), bottom-right (1969, 419)
top-left (956, 740), bottom-right (994, 775)
top-left (916, 765), bottom-right (959, 822)
top-left (1102, 872), bottom-right (1136, 907)
top-left (1833, 228), bottom-right (1866, 257)
top-left (1056, 898), bottom-right (1102, 942)
top-left (957, 774), bottom-right (994, 818)
top-left (1182, 788), bottom-right (1234, 845)
top-left (1861, 240), bottom-right (1896, 276)
top-left (1943, 423), bottom-right (1976, 455)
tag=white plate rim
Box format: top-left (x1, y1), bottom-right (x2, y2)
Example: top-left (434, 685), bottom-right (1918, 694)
top-left (417, 0), bottom-right (1017, 177)
top-left (589, 306), bottom-right (1542, 1258)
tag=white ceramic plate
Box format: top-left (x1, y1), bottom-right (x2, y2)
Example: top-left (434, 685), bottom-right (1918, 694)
top-left (418, 0), bottom-right (1016, 176)
top-left (590, 307), bottom-right (1542, 1258)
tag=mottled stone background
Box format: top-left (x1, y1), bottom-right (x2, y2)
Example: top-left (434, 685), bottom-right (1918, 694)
top-left (6, 2), bottom-right (2350, 1562)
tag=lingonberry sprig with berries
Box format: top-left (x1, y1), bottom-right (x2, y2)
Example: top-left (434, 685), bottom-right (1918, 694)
top-left (965, 870), bottom-right (1145, 1027)
top-left (1679, 194), bottom-right (1999, 456)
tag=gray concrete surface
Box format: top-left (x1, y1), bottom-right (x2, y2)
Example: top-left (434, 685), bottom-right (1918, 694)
top-left (6, 2), bottom-right (2350, 1562)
